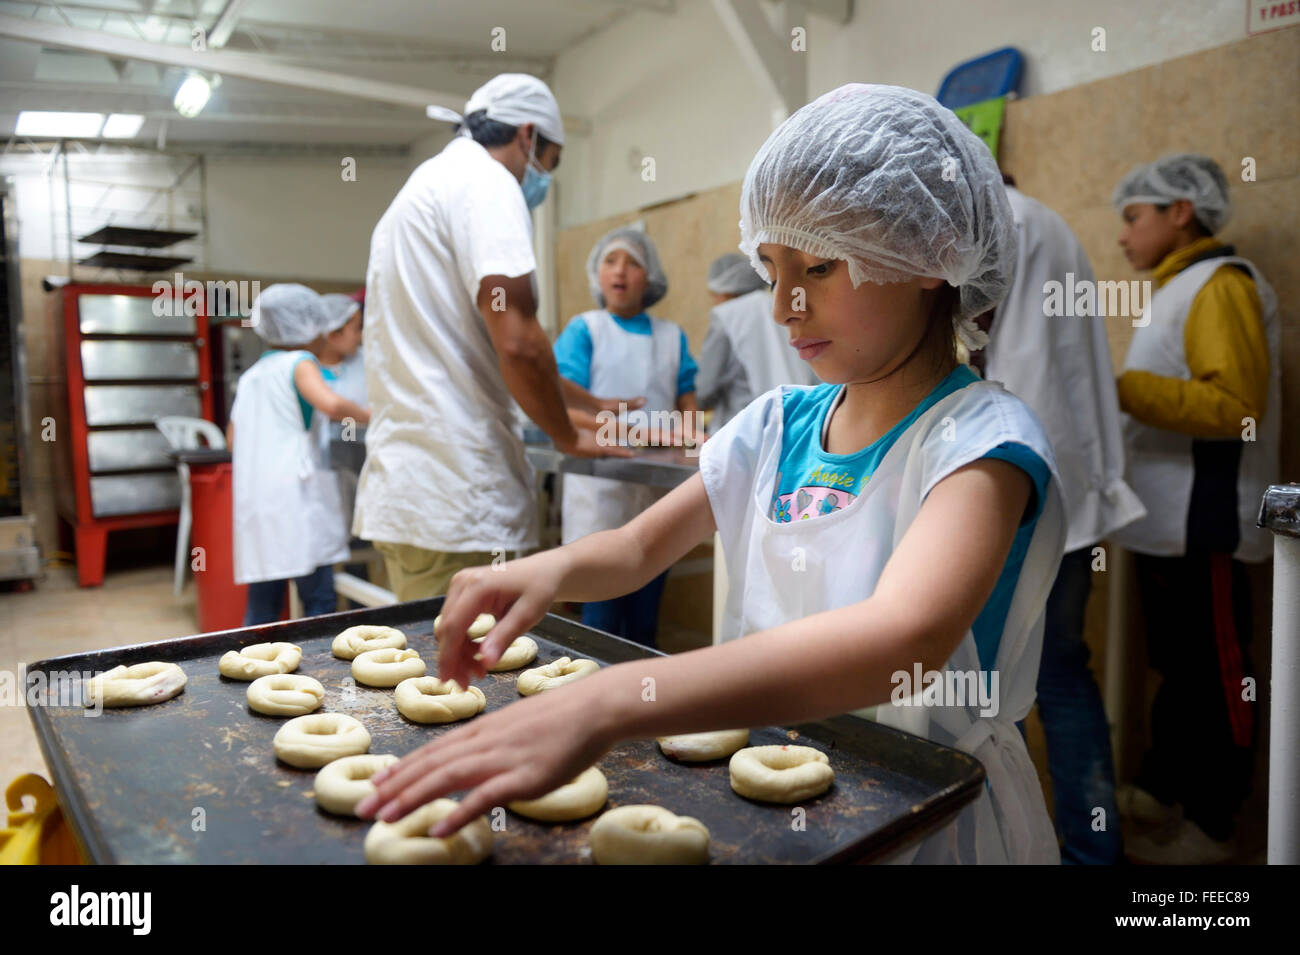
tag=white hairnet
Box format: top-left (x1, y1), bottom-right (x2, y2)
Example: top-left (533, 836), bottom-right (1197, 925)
top-left (587, 227), bottom-right (669, 309)
top-left (248, 283), bottom-right (325, 347)
top-left (1111, 153), bottom-right (1231, 234)
top-left (738, 84), bottom-right (1016, 330)
top-left (426, 73), bottom-right (564, 146)
top-left (319, 293), bottom-right (360, 334)
top-left (708, 252), bottom-right (769, 296)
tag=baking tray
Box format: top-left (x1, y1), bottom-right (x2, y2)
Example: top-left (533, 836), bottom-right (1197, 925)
top-left (25, 598), bottom-right (984, 864)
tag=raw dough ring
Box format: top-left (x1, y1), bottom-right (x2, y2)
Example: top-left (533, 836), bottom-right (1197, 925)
top-left (84, 661), bottom-right (186, 708)
top-left (729, 745), bottom-right (834, 803)
top-left (247, 673), bottom-right (325, 716)
top-left (473, 635), bottom-right (539, 672)
top-left (433, 613), bottom-right (495, 639)
top-left (273, 713), bottom-right (371, 768)
top-left (314, 754), bottom-right (400, 816)
top-left (364, 799), bottom-right (493, 865)
top-left (507, 766), bottom-right (608, 822)
top-left (589, 805), bottom-right (710, 865)
top-left (332, 625), bottom-right (407, 660)
top-left (516, 657), bottom-right (599, 695)
top-left (218, 642), bottom-right (301, 680)
top-left (352, 648), bottom-right (426, 687)
top-left (394, 677), bottom-right (486, 724)
top-left (657, 729), bottom-right (751, 762)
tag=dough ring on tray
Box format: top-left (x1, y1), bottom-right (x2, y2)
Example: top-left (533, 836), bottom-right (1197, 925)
top-left (84, 662), bottom-right (186, 708)
top-left (218, 642), bottom-right (301, 680)
top-left (364, 799), bottom-right (493, 865)
top-left (314, 754), bottom-right (399, 816)
top-left (729, 745), bottom-right (834, 803)
top-left (246, 673), bottom-right (324, 716)
top-left (516, 657), bottom-right (599, 695)
top-left (433, 613), bottom-right (496, 639)
top-left (273, 713), bottom-right (370, 768)
top-left (394, 677), bottom-right (486, 724)
top-left (507, 767), bottom-right (608, 822)
top-left (589, 805), bottom-right (710, 865)
top-left (352, 648), bottom-right (426, 687)
top-left (473, 635), bottom-right (539, 672)
top-left (332, 625), bottom-right (407, 660)
top-left (657, 729), bottom-right (750, 762)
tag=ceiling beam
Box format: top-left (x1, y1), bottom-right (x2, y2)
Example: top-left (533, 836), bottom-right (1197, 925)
top-left (207, 0), bottom-right (249, 49)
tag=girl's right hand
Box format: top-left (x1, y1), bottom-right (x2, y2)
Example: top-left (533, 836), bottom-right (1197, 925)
top-left (435, 556), bottom-right (565, 688)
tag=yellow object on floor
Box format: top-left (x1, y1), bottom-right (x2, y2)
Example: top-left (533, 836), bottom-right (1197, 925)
top-left (0, 774), bottom-right (85, 865)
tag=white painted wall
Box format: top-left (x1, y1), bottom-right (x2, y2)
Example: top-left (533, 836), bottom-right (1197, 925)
top-left (550, 0), bottom-right (1251, 229)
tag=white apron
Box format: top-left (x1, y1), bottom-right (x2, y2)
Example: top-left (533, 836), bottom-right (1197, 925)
top-left (1111, 255), bottom-right (1280, 562)
top-left (232, 351), bottom-right (350, 584)
top-left (561, 310), bottom-right (682, 544)
top-left (701, 380), bottom-right (1068, 864)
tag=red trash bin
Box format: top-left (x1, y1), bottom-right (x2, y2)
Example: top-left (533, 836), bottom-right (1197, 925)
top-left (187, 460), bottom-right (248, 632)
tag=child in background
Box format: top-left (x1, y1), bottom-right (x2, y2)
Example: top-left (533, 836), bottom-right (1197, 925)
top-left (314, 293), bottom-right (367, 464)
top-left (552, 227), bottom-right (700, 647)
top-left (360, 85), bottom-right (1068, 864)
top-left (229, 284), bottom-right (371, 626)
top-left (1109, 154), bottom-right (1279, 864)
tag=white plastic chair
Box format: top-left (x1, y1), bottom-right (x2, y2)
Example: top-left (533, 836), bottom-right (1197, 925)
top-left (156, 416), bottom-right (226, 595)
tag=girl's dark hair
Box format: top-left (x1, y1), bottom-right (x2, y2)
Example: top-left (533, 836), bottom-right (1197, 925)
top-left (922, 283), bottom-right (960, 374)
top-left (462, 109), bottom-right (557, 153)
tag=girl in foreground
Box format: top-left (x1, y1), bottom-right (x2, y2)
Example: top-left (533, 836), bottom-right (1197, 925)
top-left (358, 84), bottom-right (1068, 864)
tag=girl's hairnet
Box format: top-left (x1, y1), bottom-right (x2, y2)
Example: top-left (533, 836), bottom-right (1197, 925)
top-left (248, 283), bottom-right (325, 347)
top-left (707, 252), bottom-right (769, 296)
top-left (587, 226), bottom-right (669, 309)
top-left (1111, 153), bottom-right (1231, 234)
top-left (737, 84), bottom-right (1016, 338)
top-left (320, 293), bottom-right (361, 334)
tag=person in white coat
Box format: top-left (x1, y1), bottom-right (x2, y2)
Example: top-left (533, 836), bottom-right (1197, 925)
top-left (354, 74), bottom-right (628, 603)
top-left (696, 253), bottom-right (818, 434)
top-left (976, 179), bottom-right (1146, 864)
top-left (358, 85), bottom-right (1068, 865)
top-left (553, 227), bottom-right (699, 646)
top-left (229, 284), bottom-right (370, 625)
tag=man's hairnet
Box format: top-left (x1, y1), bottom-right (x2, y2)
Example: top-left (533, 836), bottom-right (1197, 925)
top-left (737, 84), bottom-right (1017, 327)
top-left (320, 293), bottom-right (360, 334)
top-left (587, 227), bottom-right (669, 310)
top-left (707, 252), bottom-right (769, 296)
top-left (1111, 153), bottom-right (1231, 234)
top-left (248, 283), bottom-right (325, 347)
top-left (426, 73), bottom-right (564, 146)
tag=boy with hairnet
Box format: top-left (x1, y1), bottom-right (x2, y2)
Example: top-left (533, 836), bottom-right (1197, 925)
top-left (551, 227), bottom-right (700, 647)
top-left (360, 85), bottom-right (1067, 864)
top-left (696, 252), bottom-right (818, 434)
top-left (229, 284), bottom-right (371, 626)
top-left (1109, 153), bottom-right (1279, 864)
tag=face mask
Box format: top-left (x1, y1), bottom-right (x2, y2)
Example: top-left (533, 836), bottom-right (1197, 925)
top-left (521, 134), bottom-right (552, 210)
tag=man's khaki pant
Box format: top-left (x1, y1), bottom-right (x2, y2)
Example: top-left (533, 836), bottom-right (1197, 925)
top-left (374, 542), bottom-right (530, 603)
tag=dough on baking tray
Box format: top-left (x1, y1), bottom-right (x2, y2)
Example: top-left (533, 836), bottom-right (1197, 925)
top-left (273, 713), bottom-right (370, 768)
top-left (84, 662), bottom-right (186, 708)
top-left (364, 799), bottom-right (493, 865)
top-left (656, 729), bottom-right (750, 762)
top-left (728, 745), bottom-right (834, 803)
top-left (507, 767), bottom-right (608, 822)
top-left (516, 657), bottom-right (598, 695)
top-left (352, 648), bottom-right (426, 688)
top-left (314, 754), bottom-right (400, 816)
top-left (246, 673), bottom-right (324, 716)
top-left (218, 642), bottom-right (301, 680)
top-left (332, 625), bottom-right (407, 661)
top-left (394, 677), bottom-right (485, 724)
top-left (433, 613), bottom-right (496, 640)
top-left (588, 805), bottom-right (709, 865)
top-left (473, 635), bottom-right (538, 672)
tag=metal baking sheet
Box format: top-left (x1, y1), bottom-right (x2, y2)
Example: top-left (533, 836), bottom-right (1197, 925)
top-left (87, 429), bottom-right (175, 472)
top-left (526, 443), bottom-right (699, 490)
top-left (77, 294), bottom-right (197, 337)
top-left (89, 472), bottom-right (180, 517)
top-left (84, 385), bottom-right (202, 426)
top-left (80, 341), bottom-right (198, 381)
top-left (26, 598), bottom-right (983, 865)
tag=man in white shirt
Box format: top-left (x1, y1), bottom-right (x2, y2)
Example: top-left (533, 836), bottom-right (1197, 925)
top-left (355, 74), bottom-right (620, 600)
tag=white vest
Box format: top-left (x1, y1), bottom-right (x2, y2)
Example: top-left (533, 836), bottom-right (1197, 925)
top-left (701, 380), bottom-right (1067, 864)
top-left (561, 310), bottom-right (681, 544)
top-left (231, 351), bottom-right (349, 584)
top-left (1112, 255), bottom-right (1280, 562)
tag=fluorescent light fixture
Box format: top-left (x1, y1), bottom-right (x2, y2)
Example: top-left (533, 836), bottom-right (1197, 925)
top-left (173, 72), bottom-right (212, 118)
top-left (15, 110), bottom-right (105, 137)
top-left (101, 113), bottom-right (144, 138)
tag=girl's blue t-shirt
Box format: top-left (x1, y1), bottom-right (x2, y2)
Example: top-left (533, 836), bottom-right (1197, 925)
top-left (773, 365), bottom-right (1050, 671)
top-left (553, 311), bottom-right (698, 398)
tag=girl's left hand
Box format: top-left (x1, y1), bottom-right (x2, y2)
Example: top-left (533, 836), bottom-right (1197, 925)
top-left (355, 679), bottom-right (614, 837)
